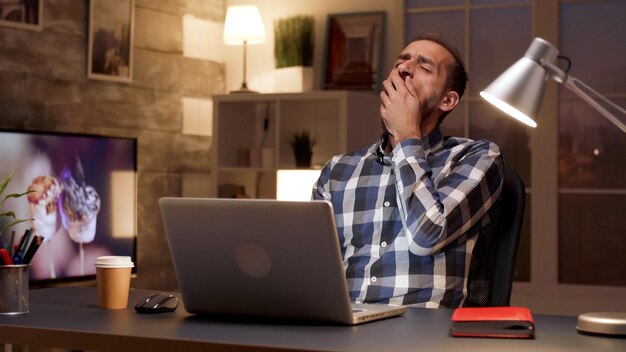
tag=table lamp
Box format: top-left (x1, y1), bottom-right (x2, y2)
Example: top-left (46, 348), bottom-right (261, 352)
top-left (223, 5), bottom-right (266, 93)
top-left (276, 169), bottom-right (321, 201)
top-left (481, 37), bottom-right (626, 336)
top-left (480, 37), bottom-right (626, 134)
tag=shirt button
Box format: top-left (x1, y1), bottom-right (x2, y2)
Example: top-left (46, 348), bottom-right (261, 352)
top-left (384, 201), bottom-right (390, 207)
top-left (371, 276), bottom-right (377, 283)
top-left (381, 241), bottom-right (387, 248)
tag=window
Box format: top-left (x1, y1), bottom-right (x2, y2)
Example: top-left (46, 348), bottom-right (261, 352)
top-left (404, 0), bottom-right (532, 281)
top-left (404, 0), bottom-right (626, 313)
top-left (558, 0), bottom-right (626, 286)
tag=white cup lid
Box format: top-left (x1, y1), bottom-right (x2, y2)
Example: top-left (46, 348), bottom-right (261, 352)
top-left (94, 256), bottom-right (134, 268)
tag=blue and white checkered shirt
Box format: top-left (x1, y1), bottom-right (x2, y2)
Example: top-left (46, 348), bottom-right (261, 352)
top-left (313, 128), bottom-right (503, 308)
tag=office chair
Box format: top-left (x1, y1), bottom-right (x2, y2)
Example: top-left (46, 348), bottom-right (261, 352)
top-left (464, 165), bottom-right (526, 307)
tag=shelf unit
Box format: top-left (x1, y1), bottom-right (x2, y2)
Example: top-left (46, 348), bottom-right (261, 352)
top-left (212, 91), bottom-right (381, 198)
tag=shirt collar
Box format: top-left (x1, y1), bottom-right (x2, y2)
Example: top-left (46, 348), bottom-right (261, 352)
top-left (375, 132), bottom-right (391, 165)
top-left (375, 128), bottom-right (443, 164)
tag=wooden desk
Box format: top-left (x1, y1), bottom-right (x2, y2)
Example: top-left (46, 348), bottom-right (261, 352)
top-left (0, 287), bottom-right (624, 351)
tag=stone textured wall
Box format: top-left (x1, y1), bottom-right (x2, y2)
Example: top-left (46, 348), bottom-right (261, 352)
top-left (0, 0), bottom-right (225, 290)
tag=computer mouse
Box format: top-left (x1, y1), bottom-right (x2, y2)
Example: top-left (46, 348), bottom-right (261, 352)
top-left (135, 293), bottom-right (179, 314)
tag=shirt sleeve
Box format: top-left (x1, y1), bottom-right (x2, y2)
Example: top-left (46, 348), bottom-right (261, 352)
top-left (312, 160), bottom-right (333, 201)
top-left (392, 138), bottom-right (504, 256)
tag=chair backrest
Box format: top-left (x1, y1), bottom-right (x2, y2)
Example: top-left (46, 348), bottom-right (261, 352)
top-left (464, 165), bottom-right (526, 307)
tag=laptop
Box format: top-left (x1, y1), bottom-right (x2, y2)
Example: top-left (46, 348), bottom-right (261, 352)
top-left (159, 197), bottom-right (408, 325)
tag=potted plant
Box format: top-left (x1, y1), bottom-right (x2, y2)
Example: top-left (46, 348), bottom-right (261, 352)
top-left (289, 130), bottom-right (316, 168)
top-left (0, 172), bottom-right (33, 237)
top-left (274, 15), bottom-right (314, 92)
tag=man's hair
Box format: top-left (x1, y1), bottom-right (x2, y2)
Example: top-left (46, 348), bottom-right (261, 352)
top-left (411, 33), bottom-right (468, 122)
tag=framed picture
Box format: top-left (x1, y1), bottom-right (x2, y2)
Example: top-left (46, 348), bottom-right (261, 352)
top-left (0, 0), bottom-right (43, 31)
top-left (322, 12), bottom-right (386, 92)
top-left (88, 0), bottom-right (135, 82)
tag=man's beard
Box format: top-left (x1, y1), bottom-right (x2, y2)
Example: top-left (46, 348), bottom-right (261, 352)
top-left (380, 94), bottom-right (441, 136)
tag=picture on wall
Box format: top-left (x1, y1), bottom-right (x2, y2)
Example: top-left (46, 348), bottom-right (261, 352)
top-left (88, 0), bottom-right (135, 82)
top-left (0, 0), bottom-right (43, 31)
top-left (322, 11), bottom-right (386, 92)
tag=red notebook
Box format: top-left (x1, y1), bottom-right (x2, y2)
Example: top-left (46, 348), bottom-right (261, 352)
top-left (450, 307), bottom-right (535, 338)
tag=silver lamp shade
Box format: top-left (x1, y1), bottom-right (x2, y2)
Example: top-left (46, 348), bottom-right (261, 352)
top-left (480, 38), bottom-right (559, 128)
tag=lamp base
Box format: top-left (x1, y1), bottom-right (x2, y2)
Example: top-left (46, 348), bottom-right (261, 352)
top-left (577, 312), bottom-right (626, 336)
top-left (230, 88), bottom-right (259, 94)
top-left (230, 83), bottom-right (259, 94)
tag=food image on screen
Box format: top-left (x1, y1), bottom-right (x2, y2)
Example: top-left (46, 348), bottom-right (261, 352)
top-left (0, 130), bottom-right (136, 284)
top-left (59, 163), bottom-right (101, 244)
top-left (27, 175), bottom-right (63, 241)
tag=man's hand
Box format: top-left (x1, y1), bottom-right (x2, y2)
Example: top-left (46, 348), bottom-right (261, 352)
top-left (380, 69), bottom-right (422, 145)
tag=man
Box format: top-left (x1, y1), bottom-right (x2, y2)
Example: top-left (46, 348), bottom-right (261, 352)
top-left (313, 34), bottom-right (504, 308)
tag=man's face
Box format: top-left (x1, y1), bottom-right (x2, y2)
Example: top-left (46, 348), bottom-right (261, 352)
top-left (389, 40), bottom-right (454, 120)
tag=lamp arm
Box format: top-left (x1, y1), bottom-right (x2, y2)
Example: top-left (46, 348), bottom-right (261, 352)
top-left (543, 61), bottom-right (626, 134)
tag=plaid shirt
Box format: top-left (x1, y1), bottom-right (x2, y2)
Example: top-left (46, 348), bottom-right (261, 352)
top-left (313, 128), bottom-right (503, 308)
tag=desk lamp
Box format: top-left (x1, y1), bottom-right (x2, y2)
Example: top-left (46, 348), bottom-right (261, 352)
top-left (480, 37), bottom-right (626, 336)
top-left (480, 37), bottom-right (626, 134)
top-left (223, 5), bottom-right (266, 93)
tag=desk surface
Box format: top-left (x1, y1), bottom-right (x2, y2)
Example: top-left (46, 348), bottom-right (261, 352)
top-left (0, 287), bottom-right (624, 352)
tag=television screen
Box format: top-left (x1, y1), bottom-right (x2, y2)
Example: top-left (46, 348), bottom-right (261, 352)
top-left (0, 130), bottom-right (136, 285)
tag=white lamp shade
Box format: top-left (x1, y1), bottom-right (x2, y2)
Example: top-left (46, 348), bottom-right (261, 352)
top-left (223, 5), bottom-right (266, 45)
top-left (482, 37), bottom-right (626, 134)
top-left (480, 37), bottom-right (560, 128)
top-left (276, 169), bottom-right (321, 201)
top-left (480, 57), bottom-right (546, 128)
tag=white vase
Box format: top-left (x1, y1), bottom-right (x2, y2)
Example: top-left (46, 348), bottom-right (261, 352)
top-left (274, 66), bottom-right (313, 93)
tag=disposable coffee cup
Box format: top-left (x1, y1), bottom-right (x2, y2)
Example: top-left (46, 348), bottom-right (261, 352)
top-left (94, 256), bottom-right (134, 309)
